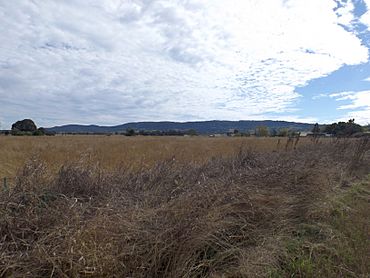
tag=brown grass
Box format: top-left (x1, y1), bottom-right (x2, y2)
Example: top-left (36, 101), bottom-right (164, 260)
top-left (0, 135), bottom-right (314, 178)
top-left (0, 137), bottom-right (369, 277)
top-left (272, 176), bottom-right (370, 277)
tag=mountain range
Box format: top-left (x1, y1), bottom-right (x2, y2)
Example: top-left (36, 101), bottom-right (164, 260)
top-left (47, 120), bottom-right (315, 134)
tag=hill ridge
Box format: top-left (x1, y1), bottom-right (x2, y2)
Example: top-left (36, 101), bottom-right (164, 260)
top-left (47, 120), bottom-right (314, 134)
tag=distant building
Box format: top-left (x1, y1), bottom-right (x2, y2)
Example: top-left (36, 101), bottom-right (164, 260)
top-left (300, 132), bottom-right (332, 137)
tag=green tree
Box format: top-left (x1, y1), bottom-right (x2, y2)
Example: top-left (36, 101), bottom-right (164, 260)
top-left (187, 129), bottom-right (198, 136)
top-left (324, 119), bottom-right (363, 137)
top-left (126, 128), bottom-right (136, 136)
top-left (256, 126), bottom-right (269, 137)
top-left (270, 129), bottom-right (278, 137)
top-left (278, 128), bottom-right (289, 137)
top-left (11, 119), bottom-right (38, 135)
top-left (33, 128), bottom-right (45, 136)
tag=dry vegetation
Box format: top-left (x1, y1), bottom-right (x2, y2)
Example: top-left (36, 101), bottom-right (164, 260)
top-left (0, 136), bottom-right (311, 178)
top-left (0, 136), bottom-right (369, 277)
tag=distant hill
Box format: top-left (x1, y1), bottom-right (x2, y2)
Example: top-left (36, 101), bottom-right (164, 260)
top-left (47, 120), bottom-right (314, 134)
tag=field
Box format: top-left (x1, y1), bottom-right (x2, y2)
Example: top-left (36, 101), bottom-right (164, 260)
top-left (0, 136), bottom-right (311, 178)
top-left (0, 136), bottom-right (369, 277)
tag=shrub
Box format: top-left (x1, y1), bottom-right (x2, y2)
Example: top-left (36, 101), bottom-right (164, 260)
top-left (11, 119), bottom-right (37, 132)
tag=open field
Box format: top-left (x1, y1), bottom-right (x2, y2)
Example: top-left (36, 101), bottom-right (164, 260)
top-left (0, 135), bottom-right (314, 178)
top-left (0, 136), bottom-right (369, 277)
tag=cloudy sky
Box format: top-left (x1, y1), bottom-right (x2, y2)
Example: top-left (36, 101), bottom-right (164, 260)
top-left (1, 0), bottom-right (370, 128)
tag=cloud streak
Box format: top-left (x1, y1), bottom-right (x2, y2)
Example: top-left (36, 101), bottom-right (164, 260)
top-left (330, 90), bottom-right (370, 124)
top-left (0, 0), bottom-right (368, 127)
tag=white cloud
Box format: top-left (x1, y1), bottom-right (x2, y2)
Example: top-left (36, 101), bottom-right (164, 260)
top-left (312, 93), bottom-right (329, 100)
top-left (0, 0), bottom-right (368, 127)
top-left (336, 0), bottom-right (355, 26)
top-left (330, 90), bottom-right (370, 124)
top-left (361, 0), bottom-right (370, 27)
top-left (269, 115), bottom-right (318, 124)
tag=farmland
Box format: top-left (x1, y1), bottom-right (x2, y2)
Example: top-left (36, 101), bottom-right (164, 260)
top-left (0, 136), bottom-right (369, 277)
top-left (0, 136), bottom-right (311, 178)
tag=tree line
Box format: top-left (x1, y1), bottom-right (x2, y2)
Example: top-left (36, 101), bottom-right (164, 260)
top-left (2, 118), bottom-right (368, 137)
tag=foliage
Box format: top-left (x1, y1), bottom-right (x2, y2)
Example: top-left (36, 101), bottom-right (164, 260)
top-left (270, 129), bottom-right (278, 137)
top-left (276, 128), bottom-right (300, 137)
top-left (255, 126), bottom-right (270, 137)
top-left (137, 129), bottom-right (198, 136)
top-left (11, 119), bottom-right (37, 132)
top-left (277, 128), bottom-right (289, 137)
top-left (324, 119), bottom-right (363, 137)
top-left (187, 129), bottom-right (198, 136)
top-left (9, 119), bottom-right (52, 136)
top-left (32, 127), bottom-right (46, 136)
top-left (10, 130), bottom-right (33, 136)
top-left (125, 128), bottom-right (136, 136)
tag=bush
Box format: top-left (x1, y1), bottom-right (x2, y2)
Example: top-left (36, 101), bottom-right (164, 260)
top-left (33, 128), bottom-right (45, 136)
top-left (11, 119), bottom-right (37, 132)
top-left (125, 128), bottom-right (136, 136)
top-left (324, 119), bottom-right (363, 137)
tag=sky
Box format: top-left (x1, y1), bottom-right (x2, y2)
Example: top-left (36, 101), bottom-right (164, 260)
top-left (1, 0), bottom-right (370, 128)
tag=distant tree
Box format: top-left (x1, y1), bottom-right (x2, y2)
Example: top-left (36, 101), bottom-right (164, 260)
top-left (277, 128), bottom-right (289, 137)
top-left (256, 126), bottom-right (269, 137)
top-left (324, 119), bottom-right (363, 137)
top-left (33, 127), bottom-right (46, 136)
top-left (187, 129), bottom-right (198, 136)
top-left (126, 128), bottom-right (136, 136)
top-left (312, 123), bottom-right (320, 134)
top-left (242, 130), bottom-right (251, 137)
top-left (270, 129), bottom-right (278, 137)
top-left (11, 119), bottom-right (37, 133)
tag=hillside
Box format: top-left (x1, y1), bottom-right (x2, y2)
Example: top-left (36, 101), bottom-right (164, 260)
top-left (47, 120), bottom-right (314, 134)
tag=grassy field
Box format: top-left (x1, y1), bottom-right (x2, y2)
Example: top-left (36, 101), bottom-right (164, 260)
top-left (0, 136), bottom-right (369, 277)
top-left (0, 135), bottom-right (311, 178)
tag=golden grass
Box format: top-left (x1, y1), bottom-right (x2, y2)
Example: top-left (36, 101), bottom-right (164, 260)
top-left (0, 135), bottom-right (313, 178)
top-left (0, 137), bottom-right (369, 277)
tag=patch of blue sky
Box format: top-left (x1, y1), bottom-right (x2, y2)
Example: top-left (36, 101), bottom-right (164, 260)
top-left (290, 0), bottom-right (370, 123)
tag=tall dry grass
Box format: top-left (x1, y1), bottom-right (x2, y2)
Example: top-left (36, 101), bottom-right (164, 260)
top-left (0, 136), bottom-right (315, 178)
top-left (1, 138), bottom-right (369, 277)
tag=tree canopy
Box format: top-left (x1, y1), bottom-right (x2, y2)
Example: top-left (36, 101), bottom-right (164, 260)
top-left (324, 119), bottom-right (363, 137)
top-left (11, 119), bottom-right (37, 132)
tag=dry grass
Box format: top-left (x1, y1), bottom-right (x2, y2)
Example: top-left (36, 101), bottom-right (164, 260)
top-left (0, 135), bottom-right (312, 178)
top-left (0, 137), bottom-right (369, 277)
top-left (272, 176), bottom-right (370, 277)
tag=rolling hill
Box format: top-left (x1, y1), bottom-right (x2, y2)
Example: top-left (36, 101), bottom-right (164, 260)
top-left (47, 120), bottom-right (314, 134)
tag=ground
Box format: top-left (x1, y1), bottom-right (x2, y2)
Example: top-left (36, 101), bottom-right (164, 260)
top-left (0, 136), bottom-right (369, 277)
